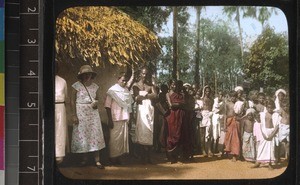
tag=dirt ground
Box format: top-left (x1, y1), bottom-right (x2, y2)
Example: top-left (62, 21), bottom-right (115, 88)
top-left (57, 150), bottom-right (288, 181)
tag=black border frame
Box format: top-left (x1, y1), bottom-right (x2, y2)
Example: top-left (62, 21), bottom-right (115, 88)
top-left (43, 0), bottom-right (299, 184)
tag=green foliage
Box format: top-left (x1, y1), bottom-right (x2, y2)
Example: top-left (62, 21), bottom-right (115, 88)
top-left (223, 6), bottom-right (277, 26)
top-left (157, 36), bottom-right (173, 84)
top-left (157, 16), bottom-right (242, 90)
top-left (243, 26), bottom-right (288, 91)
top-left (117, 6), bottom-right (171, 33)
top-left (199, 18), bottom-right (241, 90)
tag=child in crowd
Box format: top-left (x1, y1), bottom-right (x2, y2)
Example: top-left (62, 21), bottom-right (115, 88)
top-left (278, 99), bottom-right (290, 161)
top-left (255, 92), bottom-right (266, 113)
top-left (252, 100), bottom-right (279, 170)
top-left (253, 112), bottom-right (263, 160)
top-left (241, 108), bottom-right (256, 162)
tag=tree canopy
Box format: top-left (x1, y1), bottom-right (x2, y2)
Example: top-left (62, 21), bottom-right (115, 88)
top-left (55, 6), bottom-right (161, 67)
top-left (243, 26), bottom-right (288, 91)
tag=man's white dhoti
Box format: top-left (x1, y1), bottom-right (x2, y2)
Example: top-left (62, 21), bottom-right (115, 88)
top-left (109, 120), bottom-right (129, 158)
top-left (256, 112), bottom-right (278, 163)
top-left (135, 98), bottom-right (154, 145)
top-left (212, 113), bottom-right (221, 140)
top-left (200, 110), bottom-right (212, 141)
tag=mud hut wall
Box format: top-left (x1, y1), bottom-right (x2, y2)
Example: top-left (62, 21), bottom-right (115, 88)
top-left (57, 62), bottom-right (126, 125)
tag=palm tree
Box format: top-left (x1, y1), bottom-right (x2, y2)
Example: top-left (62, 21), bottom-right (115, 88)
top-left (222, 6), bottom-right (277, 65)
top-left (223, 6), bottom-right (246, 64)
top-left (194, 6), bottom-right (204, 90)
top-left (172, 6), bottom-right (178, 80)
top-left (256, 7), bottom-right (277, 27)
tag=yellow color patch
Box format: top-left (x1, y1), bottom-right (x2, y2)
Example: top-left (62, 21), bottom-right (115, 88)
top-left (0, 74), bottom-right (4, 106)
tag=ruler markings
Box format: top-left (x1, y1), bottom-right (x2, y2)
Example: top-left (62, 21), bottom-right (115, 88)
top-left (19, 172), bottom-right (39, 174)
top-left (7, 65), bottom-right (20, 68)
top-left (29, 155), bottom-right (38, 158)
top-left (20, 44), bottom-right (39, 47)
top-left (20, 13), bottom-right (39, 15)
top-left (20, 0), bottom-right (41, 185)
top-left (6, 32), bottom-right (19, 35)
top-left (20, 108), bottom-right (39, 110)
top-left (19, 137), bottom-right (39, 141)
top-left (7, 16), bottom-right (20, 19)
top-left (19, 140), bottom-right (39, 142)
top-left (29, 60), bottom-right (39, 63)
top-left (20, 76), bottom-right (38, 78)
top-left (5, 2), bottom-right (20, 5)
top-left (6, 113), bottom-right (19, 115)
top-left (6, 49), bottom-right (19, 52)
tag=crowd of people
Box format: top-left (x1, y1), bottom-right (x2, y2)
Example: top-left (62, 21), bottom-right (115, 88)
top-left (55, 64), bottom-right (290, 170)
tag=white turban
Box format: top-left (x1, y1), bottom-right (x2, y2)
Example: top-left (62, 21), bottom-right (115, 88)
top-left (245, 108), bottom-right (256, 116)
top-left (234, 86), bottom-right (243, 92)
top-left (183, 83), bottom-right (191, 87)
top-left (201, 85), bottom-right (210, 99)
top-left (274, 89), bottom-right (287, 111)
top-left (275, 89), bottom-right (286, 97)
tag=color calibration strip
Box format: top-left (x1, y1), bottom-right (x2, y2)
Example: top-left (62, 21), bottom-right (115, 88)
top-left (0, 0), bottom-right (5, 183)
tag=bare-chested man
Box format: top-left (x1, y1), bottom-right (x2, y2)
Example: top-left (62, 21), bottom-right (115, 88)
top-left (198, 86), bottom-right (214, 157)
top-left (132, 67), bottom-right (157, 164)
top-left (223, 91), bottom-right (241, 162)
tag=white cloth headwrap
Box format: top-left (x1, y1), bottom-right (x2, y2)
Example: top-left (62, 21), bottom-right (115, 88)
top-left (275, 89), bottom-right (286, 97)
top-left (183, 83), bottom-right (191, 87)
top-left (245, 108), bottom-right (256, 116)
top-left (234, 100), bottom-right (244, 115)
top-left (234, 86), bottom-right (243, 92)
top-left (107, 84), bottom-right (134, 113)
top-left (201, 85), bottom-right (210, 99)
top-left (274, 89), bottom-right (286, 111)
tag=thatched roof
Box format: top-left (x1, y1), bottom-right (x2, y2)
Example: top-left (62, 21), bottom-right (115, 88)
top-left (55, 6), bottom-right (161, 67)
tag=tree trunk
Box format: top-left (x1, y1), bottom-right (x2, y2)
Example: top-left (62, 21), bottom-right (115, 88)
top-left (172, 7), bottom-right (178, 80)
top-left (194, 7), bottom-right (201, 89)
top-left (214, 71), bottom-right (218, 95)
top-left (229, 67), bottom-right (233, 90)
top-left (236, 7), bottom-right (244, 64)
